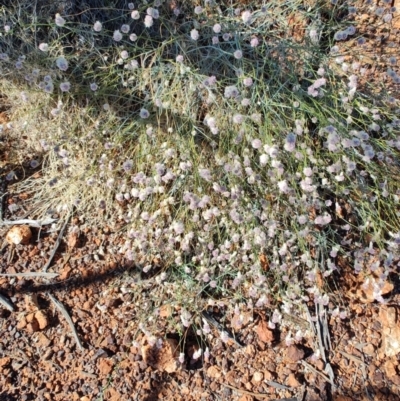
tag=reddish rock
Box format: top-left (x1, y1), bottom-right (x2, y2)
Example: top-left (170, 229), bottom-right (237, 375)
top-left (244, 344), bottom-right (256, 357)
top-left (28, 247), bottom-right (40, 257)
top-left (264, 369), bottom-right (274, 381)
top-left (67, 232), bottom-right (80, 249)
top-left (26, 312), bottom-right (36, 323)
top-left (59, 264), bottom-right (72, 281)
top-left (252, 371), bottom-right (263, 383)
top-left (17, 316), bottom-right (27, 330)
top-left (141, 338), bottom-right (180, 373)
top-left (206, 365), bottom-right (222, 379)
top-left (159, 304), bottom-right (173, 318)
top-left (37, 332), bottom-right (51, 347)
top-left (379, 306), bottom-right (400, 357)
top-left (362, 343), bottom-right (375, 356)
top-left (255, 319), bottom-right (274, 343)
top-left (238, 396), bottom-right (253, 401)
top-left (97, 358), bottom-right (114, 375)
top-left (105, 387), bottom-right (121, 401)
top-left (0, 357), bottom-right (11, 368)
top-left (6, 225), bottom-right (32, 245)
top-left (286, 373), bottom-right (301, 388)
top-left (383, 360), bottom-right (397, 378)
top-left (26, 320), bottom-right (40, 333)
top-left (286, 345), bottom-right (305, 362)
top-left (35, 310), bottom-right (49, 330)
top-left (313, 359), bottom-right (325, 371)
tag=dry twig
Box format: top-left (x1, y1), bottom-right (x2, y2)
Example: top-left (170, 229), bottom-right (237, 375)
top-left (301, 360), bottom-right (335, 387)
top-left (0, 217), bottom-right (58, 227)
top-left (48, 292), bottom-right (84, 351)
top-left (264, 380), bottom-right (291, 390)
top-left (338, 350), bottom-right (367, 378)
top-left (42, 213), bottom-right (71, 272)
top-left (201, 310), bottom-right (242, 347)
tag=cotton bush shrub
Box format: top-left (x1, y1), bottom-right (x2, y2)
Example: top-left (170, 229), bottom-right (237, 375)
top-left (0, 0), bottom-right (399, 336)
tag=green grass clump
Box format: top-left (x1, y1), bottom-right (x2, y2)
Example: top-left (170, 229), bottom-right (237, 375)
top-left (1, 0), bottom-right (399, 337)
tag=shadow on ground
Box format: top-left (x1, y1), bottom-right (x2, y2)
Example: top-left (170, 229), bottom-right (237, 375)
top-left (0, 262), bottom-right (399, 401)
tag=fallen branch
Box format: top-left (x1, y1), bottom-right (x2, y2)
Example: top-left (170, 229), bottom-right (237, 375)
top-left (48, 292), bottom-right (84, 351)
top-left (0, 218), bottom-right (58, 228)
top-left (301, 360), bottom-right (335, 388)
